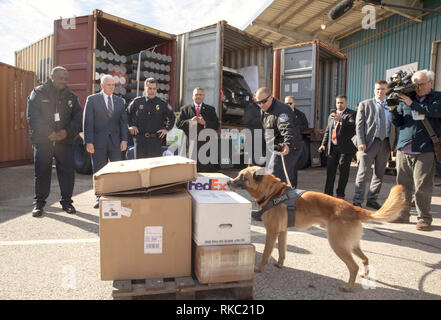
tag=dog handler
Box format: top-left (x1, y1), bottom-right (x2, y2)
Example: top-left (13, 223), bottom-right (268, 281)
top-left (252, 87), bottom-right (303, 220)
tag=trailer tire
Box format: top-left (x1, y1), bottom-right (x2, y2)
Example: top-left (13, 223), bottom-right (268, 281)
top-left (74, 135), bottom-right (93, 175)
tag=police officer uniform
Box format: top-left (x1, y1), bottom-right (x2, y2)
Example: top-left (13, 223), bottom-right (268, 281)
top-left (127, 95), bottom-right (176, 158)
top-left (261, 99), bottom-right (303, 187)
top-left (26, 78), bottom-right (82, 213)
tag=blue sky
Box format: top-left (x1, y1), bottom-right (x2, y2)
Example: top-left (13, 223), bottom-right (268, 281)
top-left (0, 0), bottom-right (271, 66)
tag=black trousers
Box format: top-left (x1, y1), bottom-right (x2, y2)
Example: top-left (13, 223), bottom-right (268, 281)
top-left (324, 144), bottom-right (354, 198)
top-left (91, 145), bottom-right (122, 174)
top-left (134, 135), bottom-right (162, 159)
top-left (33, 142), bottom-right (75, 208)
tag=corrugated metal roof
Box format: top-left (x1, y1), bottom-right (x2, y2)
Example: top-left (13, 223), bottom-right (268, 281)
top-left (243, 0), bottom-right (425, 49)
top-left (339, 0), bottom-right (441, 108)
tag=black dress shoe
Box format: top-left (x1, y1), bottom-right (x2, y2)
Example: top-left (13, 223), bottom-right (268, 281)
top-left (353, 202), bottom-right (362, 208)
top-left (62, 205), bottom-right (76, 214)
top-left (366, 200), bottom-right (381, 210)
top-left (32, 207), bottom-right (44, 217)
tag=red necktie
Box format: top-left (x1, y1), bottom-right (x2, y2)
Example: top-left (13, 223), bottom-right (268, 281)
top-left (196, 104), bottom-right (200, 117)
top-left (332, 122), bottom-right (339, 144)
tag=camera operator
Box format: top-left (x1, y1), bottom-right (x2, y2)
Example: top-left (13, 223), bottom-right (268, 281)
top-left (390, 69), bottom-right (441, 231)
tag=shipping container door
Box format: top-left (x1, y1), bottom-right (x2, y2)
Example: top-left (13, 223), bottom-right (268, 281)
top-left (54, 15), bottom-right (94, 108)
top-left (179, 24), bottom-right (222, 114)
top-left (281, 44), bottom-right (316, 129)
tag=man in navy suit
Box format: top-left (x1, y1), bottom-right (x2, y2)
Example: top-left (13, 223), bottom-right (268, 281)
top-left (83, 75), bottom-right (128, 208)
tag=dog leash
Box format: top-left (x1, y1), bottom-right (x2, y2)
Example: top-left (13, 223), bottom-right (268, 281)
top-left (274, 145), bottom-right (292, 187)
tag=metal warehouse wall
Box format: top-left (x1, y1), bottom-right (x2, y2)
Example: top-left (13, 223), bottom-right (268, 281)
top-left (339, 0), bottom-right (441, 109)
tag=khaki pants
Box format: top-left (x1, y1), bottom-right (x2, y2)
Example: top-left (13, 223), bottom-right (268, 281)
top-left (396, 150), bottom-right (435, 223)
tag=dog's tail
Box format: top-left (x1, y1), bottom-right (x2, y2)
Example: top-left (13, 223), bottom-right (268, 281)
top-left (357, 184), bottom-right (406, 222)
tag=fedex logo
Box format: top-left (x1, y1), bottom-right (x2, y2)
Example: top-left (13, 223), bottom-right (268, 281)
top-left (188, 179), bottom-right (229, 191)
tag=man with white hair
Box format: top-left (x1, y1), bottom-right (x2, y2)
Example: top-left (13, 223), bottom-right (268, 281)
top-left (390, 69), bottom-right (441, 230)
top-left (83, 74), bottom-right (128, 208)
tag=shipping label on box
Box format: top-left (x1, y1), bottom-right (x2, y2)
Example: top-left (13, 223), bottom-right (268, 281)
top-left (190, 190), bottom-right (251, 246)
top-left (187, 173), bottom-right (231, 192)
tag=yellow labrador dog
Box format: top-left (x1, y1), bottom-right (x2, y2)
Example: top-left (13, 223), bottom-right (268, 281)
top-left (228, 166), bottom-right (406, 292)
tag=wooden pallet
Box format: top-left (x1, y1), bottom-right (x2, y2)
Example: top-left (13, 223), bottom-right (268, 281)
top-left (112, 276), bottom-right (254, 300)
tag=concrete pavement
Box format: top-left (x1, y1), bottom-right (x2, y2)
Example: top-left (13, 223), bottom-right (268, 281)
top-left (0, 164), bottom-right (440, 300)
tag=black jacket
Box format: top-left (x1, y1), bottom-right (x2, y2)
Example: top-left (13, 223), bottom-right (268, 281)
top-left (292, 108), bottom-right (309, 134)
top-left (321, 108), bottom-right (357, 156)
top-left (127, 96), bottom-right (176, 134)
top-left (261, 99), bottom-right (303, 151)
top-left (26, 79), bottom-right (82, 145)
top-left (391, 90), bottom-right (441, 152)
top-left (244, 102), bottom-right (263, 129)
top-left (176, 103), bottom-right (219, 137)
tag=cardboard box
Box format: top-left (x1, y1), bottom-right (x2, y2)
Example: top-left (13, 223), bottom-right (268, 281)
top-left (99, 189), bottom-right (192, 281)
top-left (190, 190), bottom-right (251, 246)
top-left (94, 156), bottom-right (197, 195)
top-left (194, 243), bottom-right (255, 284)
top-left (187, 172), bottom-right (231, 192)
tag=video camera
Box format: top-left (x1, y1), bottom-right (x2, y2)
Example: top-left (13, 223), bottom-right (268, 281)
top-left (386, 70), bottom-right (417, 106)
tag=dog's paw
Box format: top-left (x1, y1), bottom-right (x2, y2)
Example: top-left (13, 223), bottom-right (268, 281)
top-left (359, 265), bottom-right (370, 278)
top-left (339, 286), bottom-right (353, 293)
top-left (274, 263), bottom-right (284, 269)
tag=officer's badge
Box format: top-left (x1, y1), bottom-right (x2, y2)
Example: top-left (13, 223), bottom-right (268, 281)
top-left (139, 105), bottom-right (144, 110)
top-left (156, 105), bottom-right (160, 111)
top-left (68, 100), bottom-right (73, 108)
top-left (279, 113), bottom-right (289, 122)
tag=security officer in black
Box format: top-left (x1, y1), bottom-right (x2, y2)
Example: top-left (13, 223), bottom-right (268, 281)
top-left (255, 87), bottom-right (303, 185)
top-left (26, 66), bottom-right (82, 217)
top-left (127, 78), bottom-right (175, 158)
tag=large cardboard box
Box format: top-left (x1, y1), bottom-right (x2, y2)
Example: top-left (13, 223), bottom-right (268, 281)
top-left (194, 243), bottom-right (255, 284)
top-left (187, 172), bottom-right (231, 192)
top-left (190, 190), bottom-right (251, 246)
top-left (99, 189), bottom-right (192, 281)
top-left (94, 156), bottom-right (197, 195)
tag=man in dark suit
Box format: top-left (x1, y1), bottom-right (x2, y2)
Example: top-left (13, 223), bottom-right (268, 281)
top-left (176, 87), bottom-right (219, 171)
top-left (319, 95), bottom-right (357, 199)
top-left (83, 75), bottom-right (128, 208)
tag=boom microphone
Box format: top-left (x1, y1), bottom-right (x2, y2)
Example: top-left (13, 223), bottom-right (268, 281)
top-left (328, 0), bottom-right (355, 21)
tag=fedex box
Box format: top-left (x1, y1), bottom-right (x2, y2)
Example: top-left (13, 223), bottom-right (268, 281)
top-left (190, 190), bottom-right (251, 246)
top-left (94, 156), bottom-right (197, 195)
top-left (187, 173), bottom-right (231, 192)
top-left (99, 189), bottom-right (192, 281)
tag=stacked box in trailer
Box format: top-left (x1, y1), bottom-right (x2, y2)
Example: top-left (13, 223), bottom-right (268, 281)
top-left (53, 10), bottom-right (177, 109)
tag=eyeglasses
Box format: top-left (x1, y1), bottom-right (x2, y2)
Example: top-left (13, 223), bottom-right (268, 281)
top-left (413, 81), bottom-right (430, 88)
top-left (255, 95), bottom-right (271, 105)
top-left (286, 102), bottom-right (293, 106)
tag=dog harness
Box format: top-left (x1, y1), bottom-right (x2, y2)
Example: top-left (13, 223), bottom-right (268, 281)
top-left (257, 188), bottom-right (306, 227)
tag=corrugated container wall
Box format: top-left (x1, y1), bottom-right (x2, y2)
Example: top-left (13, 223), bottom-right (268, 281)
top-left (0, 63), bottom-right (35, 167)
top-left (15, 34), bottom-right (53, 85)
top-left (339, 0), bottom-right (441, 109)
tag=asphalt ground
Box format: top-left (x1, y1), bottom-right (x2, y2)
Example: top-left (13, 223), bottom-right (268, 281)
top-left (0, 163), bottom-right (440, 301)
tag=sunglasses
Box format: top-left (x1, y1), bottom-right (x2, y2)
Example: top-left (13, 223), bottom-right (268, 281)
top-left (286, 102), bottom-right (293, 106)
top-left (255, 95), bottom-right (271, 105)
